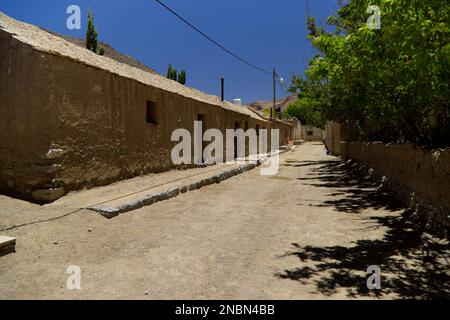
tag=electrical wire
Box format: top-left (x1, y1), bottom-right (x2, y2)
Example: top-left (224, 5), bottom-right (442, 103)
top-left (275, 73), bottom-right (288, 98)
top-left (154, 0), bottom-right (272, 75)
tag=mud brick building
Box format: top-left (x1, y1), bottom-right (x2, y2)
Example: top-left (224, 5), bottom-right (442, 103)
top-left (0, 13), bottom-right (294, 202)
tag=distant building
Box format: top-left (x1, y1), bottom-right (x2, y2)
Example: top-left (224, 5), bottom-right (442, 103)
top-left (232, 98), bottom-right (242, 107)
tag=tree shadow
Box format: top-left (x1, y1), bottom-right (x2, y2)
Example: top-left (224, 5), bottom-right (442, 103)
top-left (276, 159), bottom-right (450, 299)
top-left (298, 160), bottom-right (403, 213)
top-left (283, 160), bottom-right (333, 168)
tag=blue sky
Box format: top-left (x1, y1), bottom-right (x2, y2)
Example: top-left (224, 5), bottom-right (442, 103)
top-left (0, 0), bottom-right (338, 102)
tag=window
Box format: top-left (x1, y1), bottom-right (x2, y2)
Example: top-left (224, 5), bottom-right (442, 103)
top-left (198, 114), bottom-right (206, 124)
top-left (245, 121), bottom-right (249, 131)
top-left (256, 124), bottom-right (260, 136)
top-left (146, 101), bottom-right (158, 125)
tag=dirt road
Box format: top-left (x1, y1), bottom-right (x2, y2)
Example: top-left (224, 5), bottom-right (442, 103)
top-left (0, 142), bottom-right (448, 299)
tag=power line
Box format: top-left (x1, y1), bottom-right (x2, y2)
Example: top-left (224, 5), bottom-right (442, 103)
top-left (154, 0), bottom-right (272, 75)
top-left (275, 73), bottom-right (288, 98)
top-left (278, 79), bottom-right (288, 98)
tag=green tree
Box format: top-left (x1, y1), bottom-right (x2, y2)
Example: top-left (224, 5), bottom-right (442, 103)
top-left (291, 0), bottom-right (449, 147)
top-left (284, 98), bottom-right (325, 129)
top-left (86, 10), bottom-right (104, 55)
top-left (167, 64), bottom-right (179, 81)
top-left (262, 108), bottom-right (271, 117)
top-left (167, 64), bottom-right (173, 79)
top-left (86, 10), bottom-right (98, 53)
top-left (178, 70), bottom-right (186, 85)
top-left (172, 68), bottom-right (178, 81)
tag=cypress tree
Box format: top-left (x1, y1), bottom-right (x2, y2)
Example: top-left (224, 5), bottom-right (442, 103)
top-left (178, 70), bottom-right (186, 85)
top-left (167, 64), bottom-right (173, 79)
top-left (86, 10), bottom-right (98, 53)
top-left (172, 68), bottom-right (178, 81)
top-left (86, 10), bottom-right (104, 55)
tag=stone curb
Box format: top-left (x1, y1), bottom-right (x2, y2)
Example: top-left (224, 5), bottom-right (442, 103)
top-left (0, 236), bottom-right (16, 257)
top-left (88, 148), bottom-right (295, 219)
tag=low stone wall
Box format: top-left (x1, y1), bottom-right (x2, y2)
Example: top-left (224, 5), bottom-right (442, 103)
top-left (342, 141), bottom-right (450, 238)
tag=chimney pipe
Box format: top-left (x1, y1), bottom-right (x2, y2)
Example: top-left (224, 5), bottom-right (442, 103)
top-left (221, 77), bottom-right (224, 102)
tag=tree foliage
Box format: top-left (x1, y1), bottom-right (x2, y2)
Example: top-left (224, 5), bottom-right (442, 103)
top-left (167, 64), bottom-right (175, 80)
top-left (284, 98), bottom-right (326, 129)
top-left (167, 65), bottom-right (187, 85)
top-left (291, 0), bottom-right (449, 147)
top-left (86, 10), bottom-right (104, 55)
top-left (178, 70), bottom-right (186, 85)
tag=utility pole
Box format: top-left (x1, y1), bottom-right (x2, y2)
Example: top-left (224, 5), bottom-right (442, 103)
top-left (221, 77), bottom-right (225, 102)
top-left (272, 68), bottom-right (276, 119)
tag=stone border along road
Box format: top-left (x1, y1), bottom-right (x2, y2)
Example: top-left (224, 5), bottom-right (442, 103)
top-left (88, 148), bottom-right (295, 218)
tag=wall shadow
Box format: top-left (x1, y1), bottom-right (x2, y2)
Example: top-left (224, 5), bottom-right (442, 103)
top-left (276, 159), bottom-right (450, 299)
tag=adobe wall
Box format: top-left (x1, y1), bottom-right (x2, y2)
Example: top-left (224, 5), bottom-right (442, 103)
top-left (325, 122), bottom-right (358, 155)
top-left (0, 30), bottom-right (59, 200)
top-left (325, 122), bottom-right (342, 155)
top-left (272, 119), bottom-right (293, 146)
top-left (285, 118), bottom-right (302, 140)
top-left (301, 127), bottom-right (324, 142)
top-left (343, 141), bottom-right (450, 237)
top-left (0, 32), bottom-right (293, 202)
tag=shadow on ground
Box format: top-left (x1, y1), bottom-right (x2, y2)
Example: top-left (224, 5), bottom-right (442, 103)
top-left (276, 159), bottom-right (450, 299)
